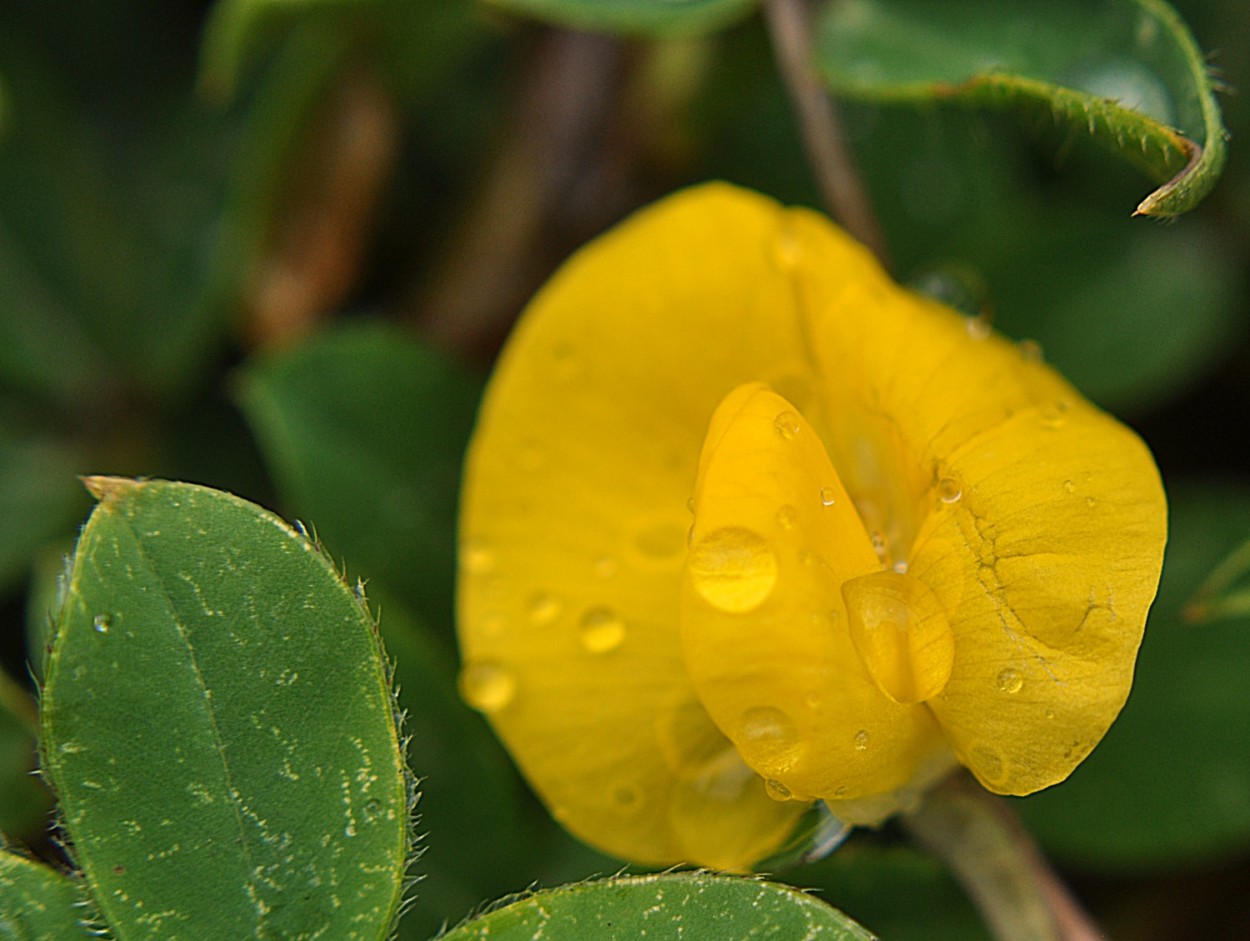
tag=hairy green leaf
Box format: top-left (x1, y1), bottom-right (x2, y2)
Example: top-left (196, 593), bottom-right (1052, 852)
top-left (441, 872), bottom-right (878, 941)
top-left (41, 478), bottom-right (410, 940)
top-left (0, 850), bottom-right (95, 941)
top-left (816, 0), bottom-right (1227, 216)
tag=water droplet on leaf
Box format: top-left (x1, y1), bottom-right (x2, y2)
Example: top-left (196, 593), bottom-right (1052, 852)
top-left (93, 614), bottom-right (112, 634)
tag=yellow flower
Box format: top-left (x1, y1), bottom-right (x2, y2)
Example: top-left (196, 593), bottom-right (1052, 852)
top-left (457, 184), bottom-right (1167, 871)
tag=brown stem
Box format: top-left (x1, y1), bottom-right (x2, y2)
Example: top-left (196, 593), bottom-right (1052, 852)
top-left (902, 772), bottom-right (1107, 941)
top-left (763, 0), bottom-right (888, 263)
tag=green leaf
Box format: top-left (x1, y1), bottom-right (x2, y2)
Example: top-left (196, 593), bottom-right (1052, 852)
top-left (1018, 482), bottom-right (1250, 871)
top-left (0, 669), bottom-right (50, 842)
top-left (815, 0), bottom-right (1228, 216)
top-left (485, 0), bottom-right (756, 36)
top-left (40, 478), bottom-right (411, 940)
top-left (236, 321), bottom-right (483, 627)
top-left (0, 850), bottom-right (95, 941)
top-left (440, 872), bottom-right (878, 941)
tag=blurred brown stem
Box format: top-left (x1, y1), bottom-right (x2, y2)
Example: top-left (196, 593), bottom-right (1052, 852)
top-left (764, 0), bottom-right (887, 263)
top-left (903, 772), bottom-right (1106, 941)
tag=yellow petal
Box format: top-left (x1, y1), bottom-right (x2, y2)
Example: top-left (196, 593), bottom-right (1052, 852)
top-left (458, 185), bottom-right (817, 867)
top-left (910, 403), bottom-right (1166, 794)
top-left (680, 382), bottom-right (946, 804)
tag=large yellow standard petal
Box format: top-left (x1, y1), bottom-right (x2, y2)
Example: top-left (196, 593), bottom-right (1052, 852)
top-left (458, 181), bottom-right (1167, 869)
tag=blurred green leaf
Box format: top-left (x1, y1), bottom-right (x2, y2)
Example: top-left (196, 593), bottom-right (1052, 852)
top-left (486, 0), bottom-right (756, 36)
top-left (0, 669), bottom-right (49, 841)
top-left (1019, 481), bottom-right (1250, 871)
top-left (440, 872), bottom-right (877, 941)
top-left (236, 321), bottom-right (483, 629)
top-left (0, 424), bottom-right (87, 595)
top-left (199, 0), bottom-right (481, 104)
top-left (803, 842), bottom-right (989, 941)
top-left (0, 850), bottom-right (94, 940)
top-left (41, 478), bottom-right (410, 940)
top-left (816, 0), bottom-right (1227, 216)
top-left (984, 212), bottom-right (1243, 414)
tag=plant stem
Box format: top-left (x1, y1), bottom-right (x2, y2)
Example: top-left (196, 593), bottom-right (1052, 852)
top-left (902, 772), bottom-right (1106, 941)
top-left (763, 0), bottom-right (888, 263)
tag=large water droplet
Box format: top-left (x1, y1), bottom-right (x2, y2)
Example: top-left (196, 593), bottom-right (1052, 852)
top-left (92, 613), bottom-right (112, 634)
top-left (995, 668), bottom-right (1024, 694)
top-left (459, 662), bottom-right (516, 713)
top-left (842, 570), bottom-right (955, 704)
top-left (687, 527), bottom-right (778, 613)
top-left (579, 607), bottom-right (626, 654)
top-left (773, 411), bottom-right (801, 440)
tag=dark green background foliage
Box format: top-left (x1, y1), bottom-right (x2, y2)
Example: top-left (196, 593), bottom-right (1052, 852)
top-left (1, 1), bottom-right (1248, 939)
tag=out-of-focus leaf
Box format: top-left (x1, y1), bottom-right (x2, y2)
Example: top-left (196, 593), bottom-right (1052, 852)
top-left (816, 0), bottom-right (1227, 216)
top-left (41, 478), bottom-right (411, 940)
top-left (486, 0), bottom-right (755, 36)
top-left (0, 424), bottom-right (87, 595)
top-left (199, 0), bottom-right (480, 104)
top-left (981, 212), bottom-right (1243, 414)
top-left (440, 872), bottom-right (877, 941)
top-left (0, 850), bottom-right (94, 940)
top-left (1019, 482), bottom-right (1250, 871)
top-left (236, 321), bottom-right (483, 628)
top-left (0, 669), bottom-right (49, 841)
top-left (804, 842), bottom-right (989, 941)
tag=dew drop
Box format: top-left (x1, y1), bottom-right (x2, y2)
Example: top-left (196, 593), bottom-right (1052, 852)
top-left (870, 531), bottom-right (888, 560)
top-left (686, 496), bottom-right (695, 514)
top-left (819, 487), bottom-right (836, 507)
top-left (460, 540), bottom-right (495, 575)
top-left (995, 668), bottom-right (1024, 694)
top-left (965, 314), bottom-right (992, 341)
top-left (579, 607), bottom-right (626, 654)
top-left (687, 527), bottom-right (778, 613)
top-left (773, 411), bottom-right (801, 440)
top-left (937, 476), bottom-right (962, 504)
top-left (738, 706), bottom-right (802, 770)
top-left (93, 614), bottom-right (112, 634)
top-left (764, 778), bottom-right (793, 801)
top-left (853, 730), bottom-right (870, 752)
top-left (459, 662), bottom-right (516, 713)
top-left (1018, 338), bottom-right (1044, 362)
top-left (528, 593), bottom-right (562, 626)
top-left (775, 505), bottom-right (798, 530)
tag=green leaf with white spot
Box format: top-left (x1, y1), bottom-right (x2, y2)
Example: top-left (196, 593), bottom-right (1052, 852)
top-left (485, 0), bottom-right (755, 36)
top-left (40, 478), bottom-right (410, 941)
top-left (815, 0), bottom-right (1228, 216)
top-left (440, 872), bottom-right (878, 941)
top-left (0, 849), bottom-right (95, 940)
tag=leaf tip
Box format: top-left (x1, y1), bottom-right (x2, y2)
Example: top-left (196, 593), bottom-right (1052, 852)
top-left (81, 476), bottom-right (141, 503)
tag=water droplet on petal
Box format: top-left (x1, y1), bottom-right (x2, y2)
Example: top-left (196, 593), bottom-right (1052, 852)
top-left (687, 527), bottom-right (778, 613)
top-left (853, 730), bottom-right (870, 752)
top-left (870, 531), bottom-right (888, 560)
top-left (764, 778), bottom-right (793, 801)
top-left (996, 668), bottom-right (1024, 694)
top-left (528, 593), bottom-right (562, 625)
top-left (460, 540), bottom-right (495, 574)
top-left (1063, 479), bottom-right (1076, 494)
top-left (459, 662), bottom-right (516, 713)
top-left (737, 706), bottom-right (802, 773)
top-left (842, 570), bottom-right (956, 704)
top-left (1018, 338), bottom-right (1044, 362)
top-left (819, 487), bottom-right (836, 506)
top-left (579, 607), bottom-right (626, 654)
top-left (775, 505), bottom-right (798, 530)
top-left (92, 614), bottom-right (112, 634)
top-left (773, 411), bottom-right (801, 440)
top-left (686, 496), bottom-right (696, 514)
top-left (937, 476), bottom-right (962, 504)
top-left (1039, 401), bottom-right (1069, 429)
